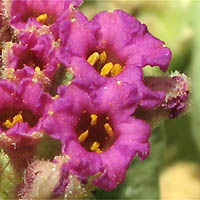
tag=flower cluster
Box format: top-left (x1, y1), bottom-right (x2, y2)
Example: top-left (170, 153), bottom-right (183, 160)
top-left (0, 0), bottom-right (190, 198)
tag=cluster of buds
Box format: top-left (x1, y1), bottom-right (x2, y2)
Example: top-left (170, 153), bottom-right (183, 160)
top-left (0, 0), bottom-right (190, 199)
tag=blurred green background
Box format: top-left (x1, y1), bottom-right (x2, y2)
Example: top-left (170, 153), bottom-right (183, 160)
top-left (80, 0), bottom-right (200, 199)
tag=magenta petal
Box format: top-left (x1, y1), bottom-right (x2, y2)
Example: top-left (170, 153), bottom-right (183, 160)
top-left (0, 80), bottom-right (16, 109)
top-left (122, 29), bottom-right (172, 71)
top-left (93, 117), bottom-right (150, 190)
top-left (65, 141), bottom-right (104, 178)
top-left (69, 56), bottom-right (106, 88)
top-left (6, 122), bottom-right (30, 136)
top-left (91, 10), bottom-right (171, 71)
top-left (57, 85), bottom-right (93, 114)
top-left (42, 85), bottom-right (93, 139)
top-left (17, 79), bottom-right (52, 114)
top-left (92, 79), bottom-right (140, 116)
top-left (115, 67), bottom-right (166, 108)
top-left (59, 11), bottom-right (98, 58)
top-left (91, 10), bottom-right (141, 51)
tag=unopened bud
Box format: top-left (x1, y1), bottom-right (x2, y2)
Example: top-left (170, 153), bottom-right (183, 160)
top-left (136, 72), bottom-right (191, 127)
top-left (18, 155), bottom-right (69, 199)
top-left (0, 132), bottom-right (43, 174)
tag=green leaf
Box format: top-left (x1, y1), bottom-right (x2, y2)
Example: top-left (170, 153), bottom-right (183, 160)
top-left (94, 124), bottom-right (166, 199)
top-left (0, 150), bottom-right (20, 199)
top-left (163, 115), bottom-right (199, 164)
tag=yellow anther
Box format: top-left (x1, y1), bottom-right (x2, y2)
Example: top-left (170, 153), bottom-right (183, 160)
top-left (87, 52), bottom-right (100, 66)
top-left (78, 130), bottom-right (89, 143)
top-left (52, 95), bottom-right (59, 100)
top-left (36, 13), bottom-right (48, 24)
top-left (3, 120), bottom-right (12, 129)
top-left (35, 66), bottom-right (40, 72)
top-left (111, 64), bottom-right (123, 76)
top-left (100, 62), bottom-right (113, 77)
top-left (13, 114), bottom-right (23, 124)
top-left (3, 114), bottom-right (23, 129)
top-left (100, 51), bottom-right (107, 63)
top-left (48, 111), bottom-right (54, 116)
top-left (90, 114), bottom-right (98, 126)
top-left (104, 123), bottom-right (114, 137)
top-left (90, 142), bottom-right (102, 153)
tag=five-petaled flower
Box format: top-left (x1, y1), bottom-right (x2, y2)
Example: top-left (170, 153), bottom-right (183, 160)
top-left (42, 75), bottom-right (165, 190)
top-left (3, 31), bottom-right (59, 84)
top-left (58, 10), bottom-right (171, 90)
top-left (0, 79), bottom-right (51, 135)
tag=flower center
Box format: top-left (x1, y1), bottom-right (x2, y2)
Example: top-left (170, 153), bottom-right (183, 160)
top-left (76, 112), bottom-right (115, 153)
top-left (17, 50), bottom-right (45, 71)
top-left (87, 51), bottom-right (124, 77)
top-left (0, 108), bottom-right (40, 130)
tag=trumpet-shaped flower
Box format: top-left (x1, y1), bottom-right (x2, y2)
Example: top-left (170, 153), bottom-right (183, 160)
top-left (43, 81), bottom-right (151, 190)
top-left (10, 0), bottom-right (83, 30)
top-left (0, 79), bottom-right (51, 136)
top-left (58, 10), bottom-right (171, 90)
top-left (4, 32), bottom-right (59, 82)
top-left (0, 78), bottom-right (52, 172)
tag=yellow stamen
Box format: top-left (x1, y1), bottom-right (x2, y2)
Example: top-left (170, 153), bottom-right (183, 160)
top-left (48, 111), bottom-right (54, 116)
top-left (3, 114), bottom-right (23, 129)
top-left (111, 64), bottom-right (123, 76)
top-left (100, 51), bottom-right (107, 63)
top-left (104, 123), bottom-right (113, 137)
top-left (35, 66), bottom-right (40, 72)
top-left (78, 130), bottom-right (89, 143)
top-left (36, 13), bottom-right (48, 24)
top-left (90, 142), bottom-right (102, 153)
top-left (52, 95), bottom-right (59, 100)
top-left (87, 52), bottom-right (100, 66)
top-left (100, 62), bottom-right (113, 77)
top-left (90, 114), bottom-right (98, 126)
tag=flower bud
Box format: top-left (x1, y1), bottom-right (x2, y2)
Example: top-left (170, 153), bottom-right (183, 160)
top-left (135, 72), bottom-right (191, 128)
top-left (17, 155), bottom-right (69, 199)
top-left (0, 132), bottom-right (43, 174)
top-left (17, 155), bottom-right (95, 199)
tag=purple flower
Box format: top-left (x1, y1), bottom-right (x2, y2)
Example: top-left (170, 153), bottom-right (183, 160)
top-left (0, 79), bottom-right (51, 136)
top-left (91, 10), bottom-right (171, 70)
top-left (4, 32), bottom-right (59, 82)
top-left (10, 0), bottom-right (83, 30)
top-left (58, 10), bottom-right (171, 89)
top-left (0, 78), bottom-right (52, 172)
top-left (43, 81), bottom-right (151, 190)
